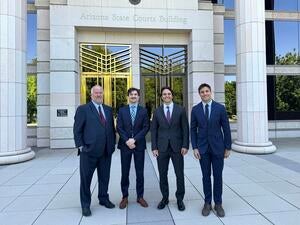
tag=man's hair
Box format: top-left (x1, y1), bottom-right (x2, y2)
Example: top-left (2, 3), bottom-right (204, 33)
top-left (127, 87), bottom-right (140, 96)
top-left (198, 83), bottom-right (211, 93)
top-left (91, 85), bottom-right (102, 94)
top-left (160, 86), bottom-right (174, 96)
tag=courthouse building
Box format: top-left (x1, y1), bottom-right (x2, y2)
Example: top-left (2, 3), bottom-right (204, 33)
top-left (1, 0), bottom-right (300, 164)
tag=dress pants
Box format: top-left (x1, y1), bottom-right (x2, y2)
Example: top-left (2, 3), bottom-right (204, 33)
top-left (199, 146), bottom-right (224, 204)
top-left (157, 143), bottom-right (185, 201)
top-left (120, 148), bottom-right (145, 199)
top-left (79, 151), bottom-right (112, 208)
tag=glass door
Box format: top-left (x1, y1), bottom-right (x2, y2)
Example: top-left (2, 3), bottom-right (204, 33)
top-left (140, 45), bottom-right (187, 118)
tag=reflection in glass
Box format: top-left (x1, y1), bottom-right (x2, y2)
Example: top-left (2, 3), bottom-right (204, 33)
top-left (266, 21), bottom-right (300, 65)
top-left (140, 45), bottom-right (187, 115)
top-left (274, 21), bottom-right (299, 65)
top-left (111, 78), bottom-right (128, 115)
top-left (276, 76), bottom-right (300, 112)
top-left (80, 44), bottom-right (132, 114)
top-left (265, 0), bottom-right (299, 11)
top-left (224, 0), bottom-right (234, 9)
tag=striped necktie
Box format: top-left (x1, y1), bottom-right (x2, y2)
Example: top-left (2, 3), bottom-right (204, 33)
top-left (130, 105), bottom-right (136, 125)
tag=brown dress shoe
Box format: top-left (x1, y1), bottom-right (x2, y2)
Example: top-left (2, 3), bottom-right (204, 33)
top-left (137, 198), bottom-right (148, 208)
top-left (119, 197), bottom-right (128, 209)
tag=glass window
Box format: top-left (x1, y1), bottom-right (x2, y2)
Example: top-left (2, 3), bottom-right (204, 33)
top-left (274, 21), bottom-right (299, 65)
top-left (224, 20), bottom-right (236, 65)
top-left (266, 21), bottom-right (300, 65)
top-left (265, 0), bottom-right (299, 11)
top-left (224, 0), bottom-right (234, 9)
top-left (276, 76), bottom-right (300, 112)
top-left (27, 0), bottom-right (35, 3)
top-left (267, 75), bottom-right (300, 120)
top-left (27, 13), bottom-right (37, 63)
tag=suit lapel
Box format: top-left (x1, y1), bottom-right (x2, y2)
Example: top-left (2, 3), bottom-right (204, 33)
top-left (199, 102), bottom-right (205, 121)
top-left (89, 102), bottom-right (103, 126)
top-left (170, 104), bottom-right (178, 126)
top-left (159, 105), bottom-right (170, 125)
top-left (133, 105), bottom-right (141, 127)
top-left (126, 105), bottom-right (131, 125)
top-left (209, 101), bottom-right (216, 123)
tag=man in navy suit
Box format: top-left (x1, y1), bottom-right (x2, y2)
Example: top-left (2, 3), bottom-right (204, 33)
top-left (117, 87), bottom-right (150, 209)
top-left (151, 87), bottom-right (189, 211)
top-left (73, 85), bottom-right (116, 217)
top-left (191, 83), bottom-right (231, 217)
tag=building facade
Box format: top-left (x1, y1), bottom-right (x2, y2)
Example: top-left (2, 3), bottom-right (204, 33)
top-left (2, 0), bottom-right (300, 164)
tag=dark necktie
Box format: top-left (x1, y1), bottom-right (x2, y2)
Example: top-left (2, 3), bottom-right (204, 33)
top-left (98, 106), bottom-right (106, 125)
top-left (205, 104), bottom-right (209, 121)
top-left (166, 106), bottom-right (171, 124)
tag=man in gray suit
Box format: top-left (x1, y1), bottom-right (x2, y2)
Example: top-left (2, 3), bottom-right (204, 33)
top-left (73, 85), bottom-right (116, 217)
top-left (151, 87), bottom-right (189, 211)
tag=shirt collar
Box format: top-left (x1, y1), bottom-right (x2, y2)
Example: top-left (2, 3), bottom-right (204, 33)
top-left (163, 102), bottom-right (174, 109)
top-left (129, 103), bottom-right (138, 108)
top-left (203, 100), bottom-right (212, 107)
top-left (92, 100), bottom-right (102, 108)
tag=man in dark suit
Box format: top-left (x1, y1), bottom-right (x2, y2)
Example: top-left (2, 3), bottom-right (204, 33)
top-left (151, 87), bottom-right (189, 211)
top-left (191, 83), bottom-right (231, 217)
top-left (73, 85), bottom-right (116, 217)
top-left (117, 87), bottom-right (150, 209)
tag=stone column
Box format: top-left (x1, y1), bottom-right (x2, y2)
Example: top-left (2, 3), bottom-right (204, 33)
top-left (36, 0), bottom-right (50, 147)
top-left (0, 0), bottom-right (35, 164)
top-left (213, 4), bottom-right (225, 104)
top-left (232, 0), bottom-right (276, 154)
top-left (188, 1), bottom-right (215, 115)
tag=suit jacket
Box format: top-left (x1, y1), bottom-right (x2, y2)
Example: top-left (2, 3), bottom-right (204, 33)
top-left (117, 105), bottom-right (150, 151)
top-left (73, 101), bottom-right (116, 156)
top-left (190, 101), bottom-right (232, 156)
top-left (151, 104), bottom-right (189, 152)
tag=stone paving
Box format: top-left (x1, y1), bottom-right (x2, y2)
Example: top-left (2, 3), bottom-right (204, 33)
top-left (0, 138), bottom-right (300, 225)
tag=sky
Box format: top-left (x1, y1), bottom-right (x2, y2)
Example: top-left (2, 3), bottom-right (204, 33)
top-left (27, 13), bottom-right (36, 63)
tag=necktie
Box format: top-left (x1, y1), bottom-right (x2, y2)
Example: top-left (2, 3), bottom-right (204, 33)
top-left (205, 104), bottom-right (209, 121)
top-left (130, 105), bottom-right (136, 125)
top-left (166, 106), bottom-right (171, 123)
top-left (98, 106), bottom-right (106, 125)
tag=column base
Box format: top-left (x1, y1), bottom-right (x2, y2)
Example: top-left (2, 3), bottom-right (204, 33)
top-left (0, 148), bottom-right (35, 165)
top-left (232, 141), bottom-right (277, 154)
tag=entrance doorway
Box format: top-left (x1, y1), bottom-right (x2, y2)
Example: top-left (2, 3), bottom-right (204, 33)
top-left (140, 45), bottom-right (187, 118)
top-left (80, 44), bottom-right (132, 115)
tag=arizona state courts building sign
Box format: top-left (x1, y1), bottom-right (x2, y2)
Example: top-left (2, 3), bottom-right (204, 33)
top-left (0, 0), bottom-right (278, 164)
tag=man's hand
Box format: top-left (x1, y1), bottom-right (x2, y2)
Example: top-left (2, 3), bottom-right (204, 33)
top-left (224, 149), bottom-right (230, 158)
top-left (152, 150), bottom-right (159, 157)
top-left (181, 148), bottom-right (188, 156)
top-left (193, 149), bottom-right (201, 160)
top-left (126, 138), bottom-right (136, 150)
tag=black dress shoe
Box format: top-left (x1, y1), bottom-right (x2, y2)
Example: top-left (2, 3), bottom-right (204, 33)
top-left (157, 199), bottom-right (169, 209)
top-left (202, 203), bottom-right (212, 216)
top-left (177, 200), bottom-right (185, 211)
top-left (214, 204), bottom-right (225, 217)
top-left (99, 199), bottom-right (115, 209)
top-left (82, 207), bottom-right (91, 217)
